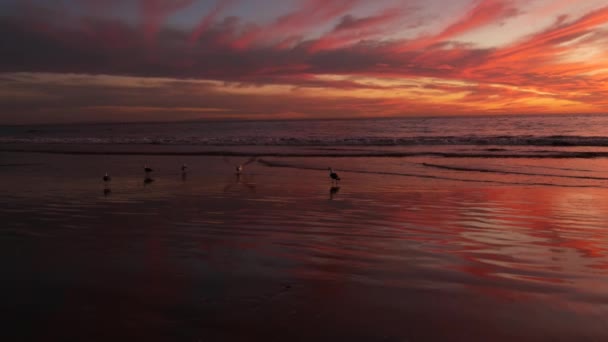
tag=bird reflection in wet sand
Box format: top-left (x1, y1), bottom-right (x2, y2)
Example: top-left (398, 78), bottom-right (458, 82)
top-left (224, 156), bottom-right (258, 176)
top-left (329, 186), bottom-right (340, 200)
top-left (101, 172), bottom-right (112, 196)
top-left (224, 173), bottom-right (256, 193)
top-left (181, 164), bottom-right (188, 182)
top-left (142, 164), bottom-right (155, 185)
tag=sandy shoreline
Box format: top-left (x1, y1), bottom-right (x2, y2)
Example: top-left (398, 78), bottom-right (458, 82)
top-left (2, 151), bottom-right (608, 341)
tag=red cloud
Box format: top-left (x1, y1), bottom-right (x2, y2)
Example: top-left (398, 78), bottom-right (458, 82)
top-left (230, 0), bottom-right (358, 50)
top-left (492, 5), bottom-right (608, 61)
top-left (189, 0), bottom-right (236, 45)
top-left (435, 0), bottom-right (519, 41)
top-left (461, 5), bottom-right (608, 99)
top-left (4, 0), bottom-right (608, 121)
top-left (140, 0), bottom-right (195, 44)
top-left (395, 0), bottom-right (519, 52)
top-left (308, 8), bottom-right (403, 52)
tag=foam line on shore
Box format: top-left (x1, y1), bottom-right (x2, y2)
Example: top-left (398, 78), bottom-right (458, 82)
top-left (421, 163), bottom-right (608, 180)
top-left (257, 159), bottom-right (603, 188)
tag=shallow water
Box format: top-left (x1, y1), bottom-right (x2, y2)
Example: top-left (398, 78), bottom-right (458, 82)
top-left (2, 150), bottom-right (608, 341)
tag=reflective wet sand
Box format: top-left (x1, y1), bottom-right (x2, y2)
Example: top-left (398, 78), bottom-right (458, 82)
top-left (2, 151), bottom-right (608, 341)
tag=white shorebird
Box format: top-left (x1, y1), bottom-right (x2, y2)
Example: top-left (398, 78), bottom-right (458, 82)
top-left (103, 172), bottom-right (111, 182)
top-left (328, 167), bottom-right (341, 184)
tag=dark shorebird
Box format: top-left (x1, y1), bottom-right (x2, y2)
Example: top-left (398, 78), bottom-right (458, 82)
top-left (102, 172), bottom-right (111, 182)
top-left (144, 165), bottom-right (153, 174)
top-left (328, 167), bottom-right (341, 184)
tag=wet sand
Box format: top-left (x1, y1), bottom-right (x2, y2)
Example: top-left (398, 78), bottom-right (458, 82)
top-left (2, 151), bottom-right (608, 341)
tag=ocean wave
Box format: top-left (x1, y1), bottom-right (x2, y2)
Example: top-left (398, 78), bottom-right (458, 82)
top-left (2, 147), bottom-right (608, 159)
top-left (2, 135), bottom-right (608, 147)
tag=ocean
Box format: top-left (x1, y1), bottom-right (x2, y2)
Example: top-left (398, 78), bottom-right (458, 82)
top-left (3, 114), bottom-right (608, 147)
top-left (1, 114), bottom-right (608, 341)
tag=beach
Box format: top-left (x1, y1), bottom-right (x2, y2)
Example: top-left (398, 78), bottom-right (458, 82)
top-left (2, 127), bottom-right (608, 341)
top-left (4, 0), bottom-right (608, 338)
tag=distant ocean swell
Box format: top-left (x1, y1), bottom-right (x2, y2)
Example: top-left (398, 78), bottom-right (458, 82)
top-left (2, 147), bottom-right (608, 159)
top-left (2, 135), bottom-right (608, 147)
top-left (3, 147), bottom-right (608, 159)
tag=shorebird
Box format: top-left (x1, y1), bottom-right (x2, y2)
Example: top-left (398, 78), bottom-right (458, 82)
top-left (181, 164), bottom-right (188, 172)
top-left (233, 156), bottom-right (257, 175)
top-left (102, 172), bottom-right (111, 182)
top-left (328, 167), bottom-right (341, 184)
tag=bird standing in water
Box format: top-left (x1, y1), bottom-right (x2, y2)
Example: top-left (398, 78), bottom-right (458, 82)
top-left (103, 172), bottom-right (111, 182)
top-left (144, 165), bottom-right (153, 174)
top-left (328, 167), bottom-right (340, 184)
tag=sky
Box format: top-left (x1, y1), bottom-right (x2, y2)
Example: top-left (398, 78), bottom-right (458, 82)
top-left (1, 0), bottom-right (608, 123)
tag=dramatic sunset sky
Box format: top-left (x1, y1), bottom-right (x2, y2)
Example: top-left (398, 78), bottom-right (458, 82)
top-left (1, 0), bottom-right (608, 123)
